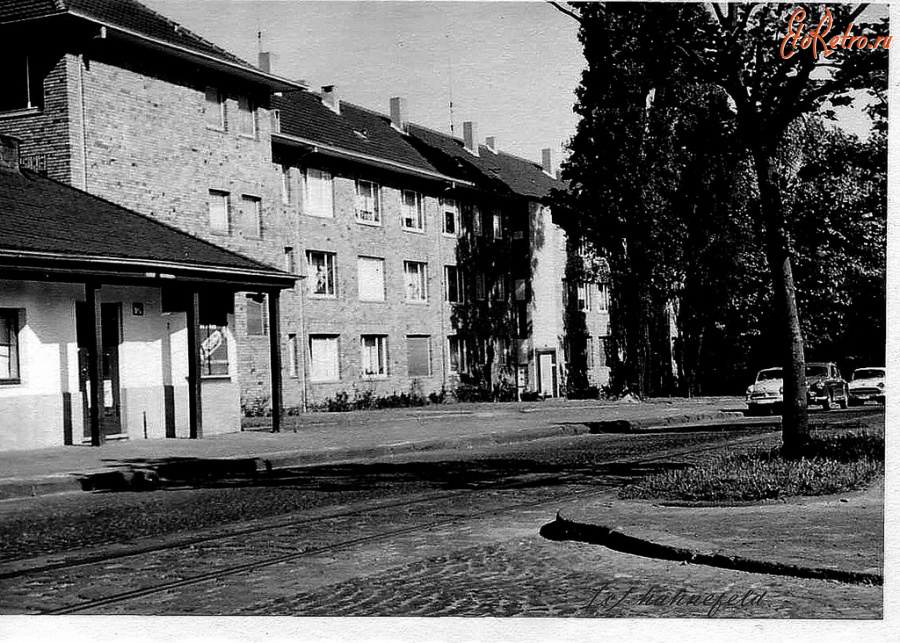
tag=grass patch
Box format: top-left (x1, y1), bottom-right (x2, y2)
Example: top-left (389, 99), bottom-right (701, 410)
top-left (620, 432), bottom-right (884, 502)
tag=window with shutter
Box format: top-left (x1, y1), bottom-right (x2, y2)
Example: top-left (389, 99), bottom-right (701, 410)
top-left (407, 336), bottom-right (431, 377)
top-left (357, 257), bottom-right (385, 301)
top-left (309, 335), bottom-right (340, 382)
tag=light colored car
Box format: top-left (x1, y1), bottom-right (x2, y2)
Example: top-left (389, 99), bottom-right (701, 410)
top-left (746, 367), bottom-right (783, 415)
top-left (848, 367), bottom-right (885, 406)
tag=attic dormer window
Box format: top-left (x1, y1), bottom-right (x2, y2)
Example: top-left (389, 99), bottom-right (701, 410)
top-left (0, 52), bottom-right (42, 113)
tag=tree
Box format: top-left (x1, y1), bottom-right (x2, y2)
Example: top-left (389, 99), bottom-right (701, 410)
top-left (554, 2), bottom-right (887, 456)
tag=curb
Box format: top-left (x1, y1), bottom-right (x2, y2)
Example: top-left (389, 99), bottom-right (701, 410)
top-left (539, 513), bottom-right (882, 586)
top-left (0, 411), bottom-right (756, 500)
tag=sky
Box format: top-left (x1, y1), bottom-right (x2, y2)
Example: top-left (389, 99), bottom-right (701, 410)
top-left (143, 0), bottom-right (583, 166)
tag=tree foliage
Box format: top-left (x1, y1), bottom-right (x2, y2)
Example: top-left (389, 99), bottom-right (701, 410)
top-left (554, 2), bottom-right (887, 455)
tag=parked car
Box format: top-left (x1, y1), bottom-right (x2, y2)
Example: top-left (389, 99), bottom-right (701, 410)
top-left (848, 367), bottom-right (885, 406)
top-left (805, 362), bottom-right (848, 410)
top-left (746, 367), bottom-right (783, 415)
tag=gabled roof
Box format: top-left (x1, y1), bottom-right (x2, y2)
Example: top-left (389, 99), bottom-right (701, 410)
top-left (272, 91), bottom-right (468, 184)
top-left (0, 167), bottom-right (294, 288)
top-left (0, 0), bottom-right (303, 91)
top-left (407, 124), bottom-right (560, 202)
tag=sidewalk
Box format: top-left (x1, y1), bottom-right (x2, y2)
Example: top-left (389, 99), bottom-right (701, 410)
top-left (543, 480), bottom-right (884, 584)
top-left (0, 397), bottom-right (758, 500)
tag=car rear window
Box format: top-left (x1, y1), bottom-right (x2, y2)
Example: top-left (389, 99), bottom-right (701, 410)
top-left (853, 369), bottom-right (884, 380)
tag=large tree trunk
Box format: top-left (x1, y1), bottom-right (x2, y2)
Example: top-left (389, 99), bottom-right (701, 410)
top-left (754, 150), bottom-right (809, 456)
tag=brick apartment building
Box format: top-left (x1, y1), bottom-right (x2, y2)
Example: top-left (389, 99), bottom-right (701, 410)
top-left (0, 0), bottom-right (610, 448)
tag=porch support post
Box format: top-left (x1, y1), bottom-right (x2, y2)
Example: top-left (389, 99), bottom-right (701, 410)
top-left (268, 290), bottom-right (282, 433)
top-left (186, 290), bottom-right (203, 439)
top-left (86, 283), bottom-right (104, 447)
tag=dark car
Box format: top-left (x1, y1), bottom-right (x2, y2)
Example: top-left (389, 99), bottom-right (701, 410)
top-left (805, 362), bottom-right (848, 410)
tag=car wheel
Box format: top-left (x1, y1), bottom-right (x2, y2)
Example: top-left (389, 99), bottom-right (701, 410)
top-left (823, 391), bottom-right (833, 411)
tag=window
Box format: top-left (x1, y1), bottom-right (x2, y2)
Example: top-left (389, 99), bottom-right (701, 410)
top-left (246, 295), bottom-right (268, 336)
top-left (471, 205), bottom-right (483, 236)
top-left (442, 198), bottom-right (459, 236)
top-left (357, 256), bottom-right (385, 301)
top-left (284, 247), bottom-right (296, 273)
top-left (407, 336), bottom-right (431, 377)
top-left (361, 335), bottom-right (388, 378)
top-left (498, 337), bottom-right (512, 367)
top-left (401, 190), bottom-right (424, 231)
top-left (576, 282), bottom-right (591, 311)
top-left (287, 334), bottom-right (298, 378)
top-left (404, 261), bottom-right (428, 302)
top-left (598, 283), bottom-right (610, 311)
top-left (0, 310), bottom-right (20, 382)
top-left (586, 336), bottom-right (595, 370)
top-left (355, 179), bottom-right (381, 224)
top-left (444, 265), bottom-right (463, 303)
top-left (304, 169), bottom-right (334, 218)
top-left (281, 165), bottom-right (292, 204)
top-left (491, 275), bottom-right (506, 301)
top-left (200, 325), bottom-right (229, 377)
top-left (204, 87), bottom-right (225, 130)
top-left (475, 273), bottom-right (486, 300)
top-left (309, 335), bottom-right (339, 382)
top-left (238, 195), bottom-right (262, 238)
top-left (237, 95), bottom-right (257, 137)
top-left (448, 336), bottom-right (467, 375)
top-left (208, 190), bottom-right (230, 234)
top-left (492, 212), bottom-right (503, 239)
top-left (0, 53), bottom-right (41, 112)
top-left (271, 109), bottom-right (281, 134)
top-left (597, 337), bottom-right (608, 368)
top-left (307, 251), bottom-right (337, 298)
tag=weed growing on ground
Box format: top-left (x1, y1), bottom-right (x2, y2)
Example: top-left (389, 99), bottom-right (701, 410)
top-left (620, 432), bottom-right (884, 502)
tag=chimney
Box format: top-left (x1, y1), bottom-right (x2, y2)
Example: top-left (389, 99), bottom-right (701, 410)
top-left (258, 51), bottom-right (271, 73)
top-left (463, 121), bottom-right (479, 156)
top-left (321, 85), bottom-right (340, 114)
top-left (0, 134), bottom-right (21, 173)
top-left (390, 96), bottom-right (408, 132)
top-left (485, 136), bottom-right (498, 153)
top-left (541, 148), bottom-right (553, 175)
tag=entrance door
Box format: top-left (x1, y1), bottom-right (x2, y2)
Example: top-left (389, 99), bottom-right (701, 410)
top-left (539, 352), bottom-right (555, 397)
top-left (76, 302), bottom-right (123, 439)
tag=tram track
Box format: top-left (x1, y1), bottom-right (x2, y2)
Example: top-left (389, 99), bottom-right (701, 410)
top-left (0, 428), bottom-right (783, 615)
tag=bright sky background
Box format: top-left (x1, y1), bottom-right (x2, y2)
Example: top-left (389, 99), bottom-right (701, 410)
top-left (143, 0), bottom-right (583, 166)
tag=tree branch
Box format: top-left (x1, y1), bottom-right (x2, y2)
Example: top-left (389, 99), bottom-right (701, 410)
top-left (546, 1), bottom-right (583, 24)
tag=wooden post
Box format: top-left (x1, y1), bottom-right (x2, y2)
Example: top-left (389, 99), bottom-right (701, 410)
top-left (86, 283), bottom-right (104, 446)
top-left (268, 291), bottom-right (282, 433)
top-left (186, 290), bottom-right (203, 439)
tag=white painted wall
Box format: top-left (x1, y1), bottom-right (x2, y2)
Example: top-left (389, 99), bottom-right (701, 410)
top-left (0, 280), bottom-right (242, 451)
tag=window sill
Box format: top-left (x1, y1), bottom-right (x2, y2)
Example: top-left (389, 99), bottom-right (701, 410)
top-left (304, 211), bottom-right (335, 219)
top-left (362, 375), bottom-right (388, 380)
top-left (310, 378), bottom-right (340, 384)
top-left (239, 133), bottom-right (258, 141)
top-left (355, 218), bottom-right (382, 227)
top-left (402, 226), bottom-right (426, 234)
top-left (205, 125), bottom-right (227, 133)
top-left (359, 299), bottom-right (386, 303)
top-left (209, 229), bottom-right (231, 237)
top-left (405, 299), bottom-right (428, 305)
top-left (201, 374), bottom-right (232, 381)
top-left (0, 107), bottom-right (41, 120)
top-left (308, 294), bottom-right (337, 300)
top-left (0, 379), bottom-right (22, 386)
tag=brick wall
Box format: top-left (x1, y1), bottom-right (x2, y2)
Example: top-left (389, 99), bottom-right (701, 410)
top-left (0, 53), bottom-right (77, 184)
top-left (285, 164), bottom-right (460, 406)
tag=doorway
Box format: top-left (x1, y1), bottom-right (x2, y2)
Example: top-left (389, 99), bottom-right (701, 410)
top-left (538, 351), bottom-right (556, 397)
top-left (76, 302), bottom-right (123, 439)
